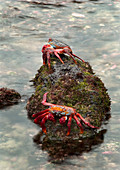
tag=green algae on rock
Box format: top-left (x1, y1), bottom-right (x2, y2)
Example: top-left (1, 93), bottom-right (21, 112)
top-left (0, 87), bottom-right (21, 108)
top-left (27, 54), bottom-right (110, 136)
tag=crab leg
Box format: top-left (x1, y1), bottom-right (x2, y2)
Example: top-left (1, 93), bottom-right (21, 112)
top-left (41, 113), bottom-right (56, 134)
top-left (34, 112), bottom-right (49, 124)
top-left (67, 115), bottom-right (72, 136)
top-left (32, 109), bottom-right (49, 118)
top-left (47, 51), bottom-right (51, 68)
top-left (63, 50), bottom-right (77, 64)
top-left (41, 92), bottom-right (54, 107)
top-left (76, 113), bottom-right (99, 129)
top-left (73, 115), bottom-right (83, 133)
top-left (40, 114), bottom-right (49, 134)
top-left (42, 53), bottom-right (47, 65)
top-left (72, 53), bottom-right (85, 63)
top-left (54, 51), bottom-right (64, 64)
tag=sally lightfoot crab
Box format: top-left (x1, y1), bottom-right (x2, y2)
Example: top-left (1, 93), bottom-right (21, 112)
top-left (42, 38), bottom-right (85, 68)
top-left (32, 92), bottom-right (99, 135)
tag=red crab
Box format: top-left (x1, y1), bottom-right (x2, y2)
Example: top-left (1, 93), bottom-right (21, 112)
top-left (42, 38), bottom-right (85, 68)
top-left (32, 92), bottom-right (99, 135)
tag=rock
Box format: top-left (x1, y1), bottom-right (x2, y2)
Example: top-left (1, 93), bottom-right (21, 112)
top-left (0, 87), bottom-right (21, 108)
top-left (26, 53), bottom-right (111, 162)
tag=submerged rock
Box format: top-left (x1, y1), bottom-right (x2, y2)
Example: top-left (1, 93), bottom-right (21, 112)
top-left (0, 87), bottom-right (21, 108)
top-left (26, 54), bottom-right (111, 162)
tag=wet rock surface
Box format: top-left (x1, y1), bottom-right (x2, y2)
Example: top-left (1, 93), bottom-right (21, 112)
top-left (26, 54), bottom-right (111, 162)
top-left (0, 87), bottom-right (21, 108)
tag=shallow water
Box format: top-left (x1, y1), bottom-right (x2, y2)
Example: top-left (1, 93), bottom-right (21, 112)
top-left (0, 0), bottom-right (120, 169)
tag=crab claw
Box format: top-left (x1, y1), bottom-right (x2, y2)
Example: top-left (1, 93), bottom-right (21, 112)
top-left (48, 113), bottom-right (56, 122)
top-left (59, 116), bottom-right (67, 124)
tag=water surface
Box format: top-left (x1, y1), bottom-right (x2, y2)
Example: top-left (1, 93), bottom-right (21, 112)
top-left (0, 0), bottom-right (120, 169)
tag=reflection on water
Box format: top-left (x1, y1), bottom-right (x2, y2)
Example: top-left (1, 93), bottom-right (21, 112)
top-left (0, 0), bottom-right (120, 169)
top-left (33, 129), bottom-right (107, 163)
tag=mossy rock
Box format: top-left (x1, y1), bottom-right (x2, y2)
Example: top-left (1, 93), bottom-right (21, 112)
top-left (26, 54), bottom-right (111, 161)
top-left (0, 87), bottom-right (21, 108)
